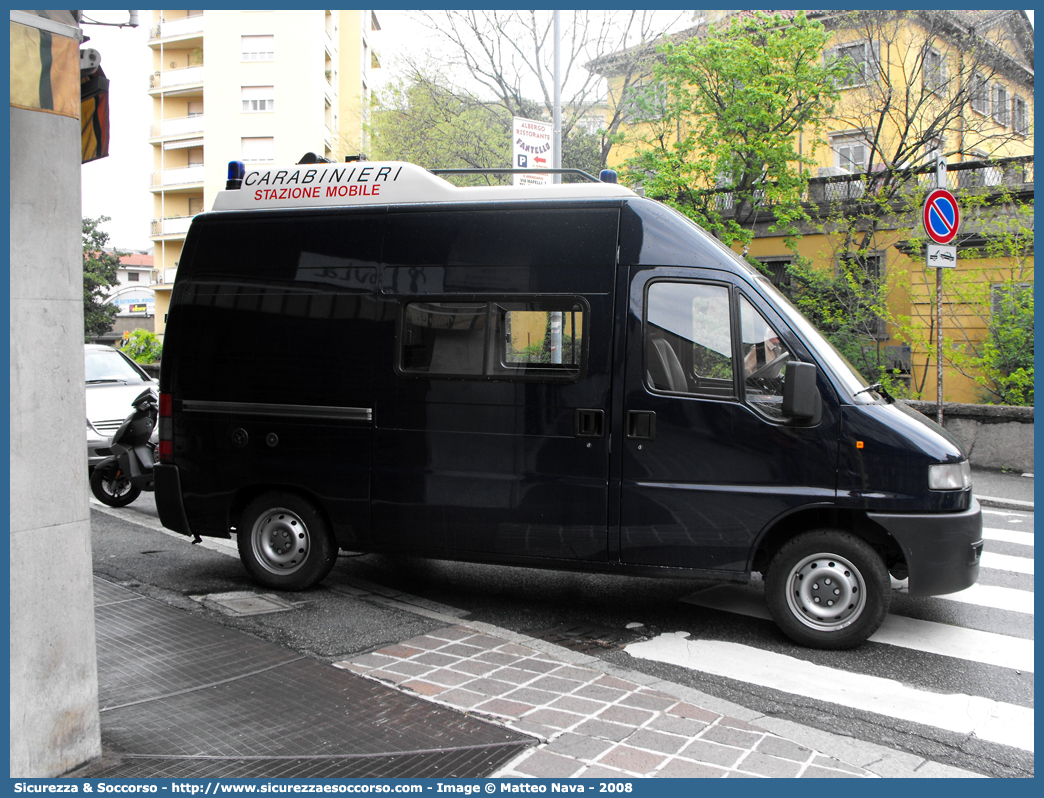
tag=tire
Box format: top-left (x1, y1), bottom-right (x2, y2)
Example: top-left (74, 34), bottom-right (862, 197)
top-left (237, 492), bottom-right (337, 591)
top-left (90, 463), bottom-right (141, 507)
top-left (765, 530), bottom-right (890, 650)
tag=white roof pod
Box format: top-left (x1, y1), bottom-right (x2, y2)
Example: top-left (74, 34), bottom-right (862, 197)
top-left (212, 160), bottom-right (636, 211)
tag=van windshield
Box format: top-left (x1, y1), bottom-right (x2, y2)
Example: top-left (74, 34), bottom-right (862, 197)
top-left (753, 277), bottom-right (880, 402)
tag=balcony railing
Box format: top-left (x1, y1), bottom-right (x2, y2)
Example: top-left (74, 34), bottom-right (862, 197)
top-left (150, 66), bottom-right (204, 91)
top-left (151, 216), bottom-right (195, 236)
top-left (151, 115), bottom-right (204, 139)
top-left (151, 166), bottom-right (205, 188)
top-left (150, 14), bottom-right (204, 41)
top-left (698, 156), bottom-right (1033, 214)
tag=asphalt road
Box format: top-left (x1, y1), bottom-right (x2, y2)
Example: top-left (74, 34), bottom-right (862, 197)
top-left (90, 493), bottom-right (1034, 778)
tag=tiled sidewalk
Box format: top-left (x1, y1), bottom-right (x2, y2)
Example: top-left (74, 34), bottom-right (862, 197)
top-left (335, 626), bottom-right (873, 779)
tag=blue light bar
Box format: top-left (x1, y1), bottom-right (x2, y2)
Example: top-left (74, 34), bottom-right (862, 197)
top-left (226, 160), bottom-right (246, 190)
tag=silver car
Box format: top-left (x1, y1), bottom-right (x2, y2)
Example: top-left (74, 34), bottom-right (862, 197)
top-left (85, 344), bottom-right (157, 469)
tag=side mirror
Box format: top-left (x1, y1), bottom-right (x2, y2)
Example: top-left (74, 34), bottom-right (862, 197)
top-left (782, 361), bottom-right (820, 423)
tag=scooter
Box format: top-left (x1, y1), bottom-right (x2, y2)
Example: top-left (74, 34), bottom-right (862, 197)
top-left (90, 387), bottom-right (158, 507)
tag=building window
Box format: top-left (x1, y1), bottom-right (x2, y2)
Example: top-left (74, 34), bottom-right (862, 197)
top-left (187, 101), bottom-right (203, 117)
top-left (758, 259), bottom-right (792, 289)
top-left (127, 272), bottom-right (140, 282)
top-left (992, 84), bottom-right (1009, 126)
top-left (242, 85), bottom-right (274, 113)
top-left (187, 147), bottom-right (203, 167)
top-left (969, 73), bottom-right (990, 116)
top-left (242, 35), bottom-right (274, 61)
top-left (991, 283), bottom-right (1033, 319)
top-left (832, 134), bottom-right (867, 174)
top-left (924, 49), bottom-right (946, 95)
top-left (241, 136), bottom-right (274, 163)
top-left (833, 41), bottom-right (875, 87)
top-left (188, 197), bottom-right (204, 215)
top-left (1012, 96), bottom-right (1028, 135)
top-left (837, 253), bottom-right (887, 340)
top-left (625, 79), bottom-right (668, 123)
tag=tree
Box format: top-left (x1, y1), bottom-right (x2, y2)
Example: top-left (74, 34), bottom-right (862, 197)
top-left (412, 10), bottom-right (686, 170)
top-left (368, 66), bottom-right (604, 180)
top-left (83, 216), bottom-right (120, 341)
top-left (368, 68), bottom-right (511, 182)
top-left (620, 12), bottom-right (847, 249)
top-left (120, 328), bottom-right (163, 364)
top-left (801, 10), bottom-right (1034, 394)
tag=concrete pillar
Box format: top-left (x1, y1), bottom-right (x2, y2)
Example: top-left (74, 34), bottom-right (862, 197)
top-left (10, 14), bottom-right (102, 776)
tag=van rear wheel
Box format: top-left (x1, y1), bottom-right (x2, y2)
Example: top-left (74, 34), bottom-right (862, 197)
top-left (766, 530), bottom-right (889, 650)
top-left (238, 492), bottom-right (336, 591)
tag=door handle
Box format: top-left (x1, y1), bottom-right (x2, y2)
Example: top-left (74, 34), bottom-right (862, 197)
top-left (627, 410), bottom-right (656, 440)
top-left (574, 408), bottom-right (605, 438)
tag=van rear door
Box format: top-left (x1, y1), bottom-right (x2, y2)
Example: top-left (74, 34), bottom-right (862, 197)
top-left (372, 206), bottom-right (620, 562)
top-left (617, 267), bottom-right (840, 572)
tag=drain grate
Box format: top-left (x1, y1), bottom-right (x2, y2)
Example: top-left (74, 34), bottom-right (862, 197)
top-left (528, 622), bottom-right (638, 653)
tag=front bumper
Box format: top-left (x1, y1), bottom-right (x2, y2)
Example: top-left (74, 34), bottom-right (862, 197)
top-left (868, 498), bottom-right (983, 597)
top-left (87, 427), bottom-right (112, 469)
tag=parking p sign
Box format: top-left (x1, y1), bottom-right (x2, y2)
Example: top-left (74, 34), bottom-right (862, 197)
top-left (923, 188), bottom-right (960, 245)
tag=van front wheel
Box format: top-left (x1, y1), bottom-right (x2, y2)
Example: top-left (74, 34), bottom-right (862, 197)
top-left (766, 530), bottom-right (889, 650)
top-left (238, 492), bottom-right (336, 591)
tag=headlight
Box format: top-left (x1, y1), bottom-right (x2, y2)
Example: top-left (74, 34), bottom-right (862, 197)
top-left (929, 460), bottom-right (972, 491)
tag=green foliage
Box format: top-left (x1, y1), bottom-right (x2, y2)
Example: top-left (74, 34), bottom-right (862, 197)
top-left (621, 11), bottom-right (847, 250)
top-left (83, 216), bottom-right (120, 341)
top-left (369, 71), bottom-right (510, 183)
top-left (977, 285), bottom-right (1033, 405)
top-left (120, 328), bottom-right (163, 364)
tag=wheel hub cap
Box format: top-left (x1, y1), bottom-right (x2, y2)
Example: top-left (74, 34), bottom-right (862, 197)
top-left (252, 509), bottom-right (309, 575)
top-left (786, 553), bottom-right (867, 631)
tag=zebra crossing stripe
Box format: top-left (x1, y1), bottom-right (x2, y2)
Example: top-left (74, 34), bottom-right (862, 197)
top-left (983, 527), bottom-right (1034, 547)
top-left (681, 585), bottom-right (1034, 671)
top-left (938, 582), bottom-right (1034, 614)
top-left (625, 634), bottom-right (1034, 753)
top-left (980, 551), bottom-right (1034, 574)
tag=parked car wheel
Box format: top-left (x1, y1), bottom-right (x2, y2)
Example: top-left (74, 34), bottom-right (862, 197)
top-left (238, 492), bottom-right (337, 590)
top-left (765, 530), bottom-right (889, 650)
top-left (90, 462), bottom-right (141, 507)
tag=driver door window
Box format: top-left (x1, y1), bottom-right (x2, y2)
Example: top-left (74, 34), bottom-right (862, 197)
top-left (645, 281), bottom-right (735, 398)
top-left (739, 295), bottom-right (790, 420)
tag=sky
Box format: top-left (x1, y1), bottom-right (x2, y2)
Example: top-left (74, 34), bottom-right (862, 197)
top-left (80, 9), bottom-right (1034, 252)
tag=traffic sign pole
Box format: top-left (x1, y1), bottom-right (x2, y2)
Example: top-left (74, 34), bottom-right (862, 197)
top-left (922, 188), bottom-right (961, 425)
top-left (936, 269), bottom-right (943, 424)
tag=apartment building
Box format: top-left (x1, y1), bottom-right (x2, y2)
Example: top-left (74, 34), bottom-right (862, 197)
top-left (148, 10), bottom-right (381, 335)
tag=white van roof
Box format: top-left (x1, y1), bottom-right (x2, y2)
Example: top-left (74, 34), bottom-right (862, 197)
top-left (212, 161), bottom-right (636, 211)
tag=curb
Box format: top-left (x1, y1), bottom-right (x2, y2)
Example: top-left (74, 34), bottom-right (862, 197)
top-left (977, 495), bottom-right (1034, 512)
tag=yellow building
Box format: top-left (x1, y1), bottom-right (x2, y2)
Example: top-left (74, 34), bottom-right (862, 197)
top-left (148, 10), bottom-right (381, 336)
top-left (593, 10), bottom-right (1034, 403)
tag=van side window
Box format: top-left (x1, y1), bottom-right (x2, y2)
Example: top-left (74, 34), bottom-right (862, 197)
top-left (498, 302), bottom-right (583, 376)
top-left (739, 294), bottom-right (791, 420)
top-left (402, 302), bottom-right (487, 375)
top-left (400, 299), bottom-right (586, 381)
top-left (645, 282), bottom-right (735, 397)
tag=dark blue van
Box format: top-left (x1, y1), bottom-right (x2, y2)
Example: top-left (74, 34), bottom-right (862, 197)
top-left (155, 160), bottom-right (982, 649)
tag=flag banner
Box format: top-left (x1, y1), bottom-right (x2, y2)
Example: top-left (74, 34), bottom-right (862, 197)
top-left (81, 68), bottom-right (110, 163)
top-left (10, 20), bottom-right (80, 118)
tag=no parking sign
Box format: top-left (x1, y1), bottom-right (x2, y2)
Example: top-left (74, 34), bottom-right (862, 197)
top-left (923, 188), bottom-right (960, 244)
